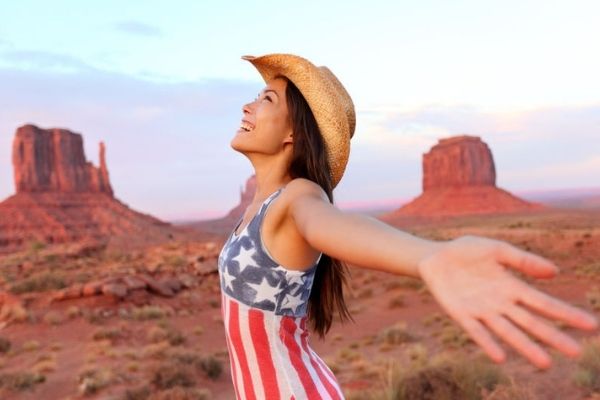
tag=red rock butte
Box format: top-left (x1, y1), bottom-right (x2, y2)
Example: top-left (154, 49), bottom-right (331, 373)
top-left (383, 134), bottom-right (546, 218)
top-left (225, 174), bottom-right (257, 222)
top-left (0, 124), bottom-right (189, 253)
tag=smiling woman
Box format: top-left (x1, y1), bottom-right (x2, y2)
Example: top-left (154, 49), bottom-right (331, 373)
top-left (217, 53), bottom-right (599, 400)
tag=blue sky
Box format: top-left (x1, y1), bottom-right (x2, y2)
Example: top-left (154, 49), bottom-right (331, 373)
top-left (0, 1), bottom-right (599, 221)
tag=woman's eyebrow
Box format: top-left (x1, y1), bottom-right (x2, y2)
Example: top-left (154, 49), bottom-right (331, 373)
top-left (261, 89), bottom-right (279, 98)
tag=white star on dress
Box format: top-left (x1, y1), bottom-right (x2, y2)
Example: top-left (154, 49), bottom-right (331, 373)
top-left (286, 275), bottom-right (305, 293)
top-left (222, 267), bottom-right (236, 291)
top-left (246, 277), bottom-right (281, 304)
top-left (232, 245), bottom-right (259, 272)
top-left (282, 290), bottom-right (304, 314)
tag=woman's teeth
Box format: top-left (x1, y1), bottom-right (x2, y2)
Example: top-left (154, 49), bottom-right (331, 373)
top-left (240, 122), bottom-right (254, 132)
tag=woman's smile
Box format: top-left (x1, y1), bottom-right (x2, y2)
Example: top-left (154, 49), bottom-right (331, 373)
top-left (237, 119), bottom-right (255, 133)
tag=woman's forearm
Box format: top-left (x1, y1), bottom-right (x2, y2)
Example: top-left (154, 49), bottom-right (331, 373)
top-left (299, 204), bottom-right (446, 278)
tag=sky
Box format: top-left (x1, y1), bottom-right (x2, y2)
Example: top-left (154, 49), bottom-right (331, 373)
top-left (0, 0), bottom-right (599, 221)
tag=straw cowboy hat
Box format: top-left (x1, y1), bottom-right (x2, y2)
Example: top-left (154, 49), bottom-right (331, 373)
top-left (241, 53), bottom-right (356, 188)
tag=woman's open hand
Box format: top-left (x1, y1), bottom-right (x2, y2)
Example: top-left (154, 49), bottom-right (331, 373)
top-left (417, 234), bottom-right (599, 369)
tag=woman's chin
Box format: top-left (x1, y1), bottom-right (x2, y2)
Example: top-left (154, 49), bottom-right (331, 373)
top-left (230, 137), bottom-right (250, 153)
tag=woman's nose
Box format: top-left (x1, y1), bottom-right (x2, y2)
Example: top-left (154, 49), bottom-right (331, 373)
top-left (242, 102), bottom-right (252, 114)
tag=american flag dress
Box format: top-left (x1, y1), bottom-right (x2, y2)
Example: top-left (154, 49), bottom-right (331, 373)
top-left (218, 186), bottom-right (345, 400)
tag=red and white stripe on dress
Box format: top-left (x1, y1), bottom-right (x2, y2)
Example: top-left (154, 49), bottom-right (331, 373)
top-left (218, 186), bottom-right (345, 399)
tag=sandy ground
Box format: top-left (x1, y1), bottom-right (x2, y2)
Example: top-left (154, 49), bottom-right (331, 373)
top-left (0, 207), bottom-right (599, 399)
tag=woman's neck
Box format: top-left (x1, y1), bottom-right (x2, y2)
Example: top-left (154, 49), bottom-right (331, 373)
top-left (249, 154), bottom-right (292, 202)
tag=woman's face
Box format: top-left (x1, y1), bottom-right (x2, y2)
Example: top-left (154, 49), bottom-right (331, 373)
top-left (230, 77), bottom-right (293, 157)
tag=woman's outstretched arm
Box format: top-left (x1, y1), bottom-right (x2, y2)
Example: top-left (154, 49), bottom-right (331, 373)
top-left (286, 178), bottom-right (599, 369)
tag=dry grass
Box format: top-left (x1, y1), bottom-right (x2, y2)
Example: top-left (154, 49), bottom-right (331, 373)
top-left (43, 310), bottom-right (65, 325)
top-left (150, 360), bottom-right (196, 390)
top-left (383, 276), bottom-right (424, 291)
top-left (21, 339), bottom-right (41, 352)
top-left (351, 351), bottom-right (509, 400)
top-left (9, 270), bottom-right (68, 294)
top-left (376, 321), bottom-right (417, 347)
top-left (575, 262), bottom-right (600, 278)
top-left (586, 286), bottom-right (600, 311)
top-left (193, 324), bottom-right (204, 336)
top-left (93, 326), bottom-right (123, 342)
top-left (484, 378), bottom-right (538, 400)
top-left (78, 366), bottom-right (114, 395)
top-left (439, 323), bottom-right (474, 348)
top-left (0, 371), bottom-right (46, 393)
top-left (388, 294), bottom-right (405, 309)
top-left (572, 335), bottom-right (600, 394)
top-left (0, 336), bottom-right (11, 354)
top-left (130, 305), bottom-right (172, 321)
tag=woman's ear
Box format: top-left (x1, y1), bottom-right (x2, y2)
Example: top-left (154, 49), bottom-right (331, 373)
top-left (283, 131), bottom-right (293, 145)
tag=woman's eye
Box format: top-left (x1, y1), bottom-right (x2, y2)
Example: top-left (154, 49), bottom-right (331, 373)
top-left (264, 95), bottom-right (272, 102)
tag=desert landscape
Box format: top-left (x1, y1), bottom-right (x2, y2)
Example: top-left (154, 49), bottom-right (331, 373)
top-left (0, 125), bottom-right (599, 400)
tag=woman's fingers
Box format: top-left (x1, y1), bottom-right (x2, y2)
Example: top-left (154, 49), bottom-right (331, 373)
top-left (483, 313), bottom-right (553, 369)
top-left (455, 314), bottom-right (506, 363)
top-left (515, 284), bottom-right (599, 330)
top-left (494, 241), bottom-right (559, 278)
top-left (502, 303), bottom-right (582, 358)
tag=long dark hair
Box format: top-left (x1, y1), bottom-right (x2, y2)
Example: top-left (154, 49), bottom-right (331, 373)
top-left (276, 74), bottom-right (354, 338)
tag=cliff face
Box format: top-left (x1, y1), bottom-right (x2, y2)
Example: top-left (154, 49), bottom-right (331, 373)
top-left (422, 135), bottom-right (496, 190)
top-left (0, 124), bottom-right (186, 253)
top-left (225, 174), bottom-right (257, 221)
top-left (383, 134), bottom-right (546, 218)
top-left (12, 124), bottom-right (113, 195)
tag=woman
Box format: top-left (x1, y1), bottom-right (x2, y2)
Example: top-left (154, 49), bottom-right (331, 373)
top-left (218, 53), bottom-right (598, 399)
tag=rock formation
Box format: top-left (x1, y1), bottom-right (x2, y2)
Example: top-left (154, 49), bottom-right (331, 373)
top-left (422, 135), bottom-right (496, 190)
top-left (0, 124), bottom-right (195, 253)
top-left (383, 135), bottom-right (546, 218)
top-left (225, 174), bottom-right (257, 221)
top-left (12, 125), bottom-right (113, 194)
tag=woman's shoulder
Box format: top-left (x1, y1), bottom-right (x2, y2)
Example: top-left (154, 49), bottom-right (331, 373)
top-left (284, 178), bottom-right (329, 202)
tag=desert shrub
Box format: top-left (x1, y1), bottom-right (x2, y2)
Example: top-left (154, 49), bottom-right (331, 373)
top-left (573, 336), bottom-right (600, 394)
top-left (337, 346), bottom-right (363, 363)
top-left (32, 358), bottom-right (56, 374)
top-left (0, 371), bottom-right (46, 391)
top-left (10, 271), bottom-right (67, 294)
top-left (150, 361), bottom-right (195, 389)
top-left (439, 324), bottom-right (473, 348)
top-left (575, 262), bottom-right (600, 278)
top-left (43, 310), bottom-right (64, 325)
top-left (124, 384), bottom-right (152, 400)
top-left (148, 325), bottom-right (186, 346)
top-left (373, 352), bottom-right (508, 400)
top-left (92, 327), bottom-right (122, 342)
top-left (422, 312), bottom-right (444, 327)
top-left (28, 240), bottom-right (46, 252)
top-left (388, 276), bottom-right (424, 291)
top-left (66, 305), bottom-right (81, 319)
top-left (357, 287), bottom-right (374, 299)
top-left (0, 336), bottom-right (11, 354)
top-left (78, 367), bottom-right (113, 395)
top-left (388, 295), bottom-right (405, 309)
top-left (162, 254), bottom-right (187, 268)
top-left (143, 341), bottom-right (171, 359)
top-left (485, 378), bottom-right (537, 400)
top-left (586, 286), bottom-right (600, 311)
top-left (376, 321), bottom-right (416, 346)
top-left (149, 386), bottom-right (211, 400)
top-left (21, 340), bottom-right (40, 352)
top-left (132, 305), bottom-right (169, 321)
top-left (196, 355), bottom-right (223, 380)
